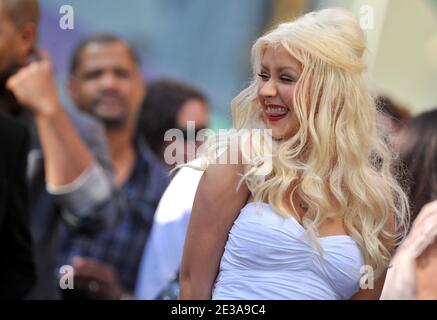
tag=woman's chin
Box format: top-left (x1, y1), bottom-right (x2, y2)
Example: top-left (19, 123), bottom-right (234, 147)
top-left (266, 127), bottom-right (282, 140)
top-left (267, 124), bottom-right (293, 141)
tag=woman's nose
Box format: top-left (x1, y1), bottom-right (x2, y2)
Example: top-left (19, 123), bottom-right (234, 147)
top-left (259, 79), bottom-right (277, 98)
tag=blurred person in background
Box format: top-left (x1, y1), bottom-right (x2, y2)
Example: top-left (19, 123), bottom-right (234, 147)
top-left (135, 163), bottom-right (204, 300)
top-left (135, 79), bottom-right (210, 299)
top-left (59, 34), bottom-right (169, 300)
top-left (0, 0), bottom-right (35, 299)
top-left (0, 114), bottom-right (35, 299)
top-left (382, 109), bottom-right (437, 299)
top-left (138, 79), bottom-right (209, 169)
top-left (1, 0), bottom-right (123, 299)
top-left (375, 95), bottom-right (411, 136)
top-left (67, 78), bottom-right (210, 299)
top-left (397, 109), bottom-right (437, 222)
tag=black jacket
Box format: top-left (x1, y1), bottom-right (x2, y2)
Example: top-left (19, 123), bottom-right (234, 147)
top-left (0, 113), bottom-right (36, 299)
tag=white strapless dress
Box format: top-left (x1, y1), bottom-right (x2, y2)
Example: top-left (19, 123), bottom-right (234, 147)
top-left (212, 202), bottom-right (365, 300)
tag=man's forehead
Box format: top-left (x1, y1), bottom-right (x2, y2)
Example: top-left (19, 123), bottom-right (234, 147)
top-left (78, 42), bottom-right (137, 70)
top-left (0, 2), bottom-right (15, 26)
top-left (0, 4), bottom-right (11, 24)
top-left (0, 12), bottom-right (16, 35)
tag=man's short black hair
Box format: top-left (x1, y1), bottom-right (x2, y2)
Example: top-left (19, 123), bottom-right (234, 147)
top-left (69, 33), bottom-right (140, 75)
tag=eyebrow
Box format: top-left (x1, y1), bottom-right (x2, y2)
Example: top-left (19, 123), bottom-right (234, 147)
top-left (260, 65), bottom-right (300, 74)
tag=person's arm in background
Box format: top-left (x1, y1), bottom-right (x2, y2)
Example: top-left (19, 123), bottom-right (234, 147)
top-left (414, 201), bottom-right (437, 299)
top-left (381, 200), bottom-right (437, 300)
top-left (7, 52), bottom-right (121, 232)
top-left (416, 239), bottom-right (437, 299)
top-left (51, 111), bottom-right (125, 232)
top-left (7, 52), bottom-right (93, 188)
top-left (0, 117), bottom-right (35, 299)
top-left (179, 156), bottom-right (250, 300)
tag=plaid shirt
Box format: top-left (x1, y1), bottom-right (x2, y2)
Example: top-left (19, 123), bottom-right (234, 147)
top-left (58, 138), bottom-right (169, 292)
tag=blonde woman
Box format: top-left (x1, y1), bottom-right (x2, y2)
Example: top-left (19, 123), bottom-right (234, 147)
top-left (179, 8), bottom-right (409, 300)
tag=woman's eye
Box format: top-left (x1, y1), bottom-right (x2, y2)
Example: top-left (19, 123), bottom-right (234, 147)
top-left (257, 73), bottom-right (269, 80)
top-left (280, 76), bottom-right (295, 82)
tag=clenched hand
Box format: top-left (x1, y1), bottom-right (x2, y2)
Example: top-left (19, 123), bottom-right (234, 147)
top-left (6, 50), bottom-right (61, 117)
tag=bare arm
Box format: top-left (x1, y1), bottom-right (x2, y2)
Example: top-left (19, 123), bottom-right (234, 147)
top-left (179, 160), bottom-right (250, 300)
top-left (380, 201), bottom-right (437, 299)
top-left (35, 107), bottom-right (93, 186)
top-left (415, 202), bottom-right (437, 299)
top-left (7, 52), bottom-right (93, 187)
top-left (416, 239), bottom-right (437, 299)
top-left (7, 52), bottom-right (122, 232)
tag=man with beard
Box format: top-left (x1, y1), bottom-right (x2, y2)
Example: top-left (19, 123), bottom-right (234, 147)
top-left (1, 0), bottom-right (124, 298)
top-left (58, 34), bottom-right (169, 299)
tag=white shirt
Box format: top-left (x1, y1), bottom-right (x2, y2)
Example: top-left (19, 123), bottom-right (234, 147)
top-left (135, 165), bottom-right (204, 299)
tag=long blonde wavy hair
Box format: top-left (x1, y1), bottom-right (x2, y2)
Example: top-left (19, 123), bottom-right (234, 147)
top-left (194, 8), bottom-right (409, 274)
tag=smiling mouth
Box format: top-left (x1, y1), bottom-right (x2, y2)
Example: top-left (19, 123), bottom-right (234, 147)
top-left (264, 105), bottom-right (289, 122)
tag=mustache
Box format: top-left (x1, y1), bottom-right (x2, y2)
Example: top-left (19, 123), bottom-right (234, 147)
top-left (91, 91), bottom-right (126, 105)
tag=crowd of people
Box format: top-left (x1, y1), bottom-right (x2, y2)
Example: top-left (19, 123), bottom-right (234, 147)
top-left (0, 0), bottom-right (436, 300)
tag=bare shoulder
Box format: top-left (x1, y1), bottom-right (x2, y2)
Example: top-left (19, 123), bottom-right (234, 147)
top-left (196, 158), bottom-right (249, 213)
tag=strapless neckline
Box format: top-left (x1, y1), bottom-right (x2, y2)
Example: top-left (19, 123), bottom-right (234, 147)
top-left (213, 201), bottom-right (365, 299)
top-left (242, 202), bottom-right (356, 242)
